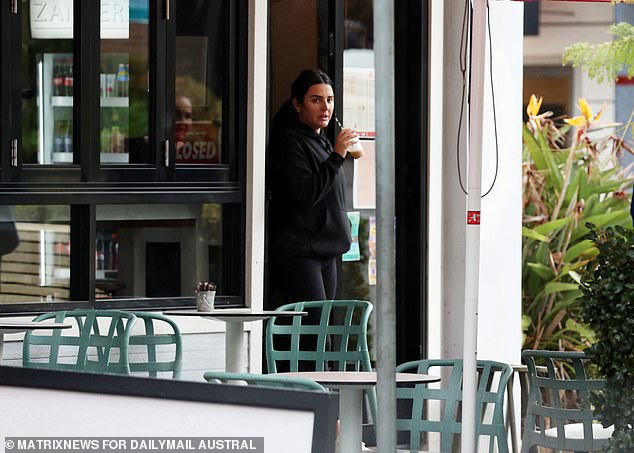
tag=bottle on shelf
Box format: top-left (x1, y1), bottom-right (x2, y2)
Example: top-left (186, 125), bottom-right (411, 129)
top-left (100, 126), bottom-right (112, 154)
top-left (115, 63), bottom-right (129, 97)
top-left (53, 120), bottom-right (64, 154)
top-left (64, 58), bottom-right (73, 96)
top-left (63, 120), bottom-right (73, 153)
top-left (52, 59), bottom-right (63, 97)
top-left (111, 126), bottom-right (122, 153)
top-left (110, 233), bottom-right (119, 271)
top-left (96, 239), bottom-right (105, 271)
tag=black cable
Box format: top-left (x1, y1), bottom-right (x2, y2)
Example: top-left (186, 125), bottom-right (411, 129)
top-left (482, 0), bottom-right (499, 198)
top-left (456, 0), bottom-right (470, 195)
top-left (456, 0), bottom-right (500, 198)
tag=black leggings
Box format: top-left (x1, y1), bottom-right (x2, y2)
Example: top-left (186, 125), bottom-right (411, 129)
top-left (266, 254), bottom-right (338, 372)
top-left (273, 255), bottom-right (338, 304)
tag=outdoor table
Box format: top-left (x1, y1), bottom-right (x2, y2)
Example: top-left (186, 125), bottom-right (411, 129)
top-left (276, 371), bottom-right (441, 453)
top-left (0, 320), bottom-right (71, 362)
top-left (164, 309), bottom-right (306, 373)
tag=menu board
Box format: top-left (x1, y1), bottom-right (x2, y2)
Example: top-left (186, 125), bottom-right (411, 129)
top-left (343, 67), bottom-right (375, 138)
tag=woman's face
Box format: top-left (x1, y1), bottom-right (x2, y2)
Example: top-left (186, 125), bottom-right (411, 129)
top-left (292, 83), bottom-right (334, 133)
top-left (175, 95), bottom-right (193, 143)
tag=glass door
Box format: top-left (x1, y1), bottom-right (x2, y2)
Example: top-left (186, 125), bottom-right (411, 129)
top-left (173, 1), bottom-right (228, 167)
top-left (100, 0), bottom-right (150, 165)
top-left (21, 1), bottom-right (74, 165)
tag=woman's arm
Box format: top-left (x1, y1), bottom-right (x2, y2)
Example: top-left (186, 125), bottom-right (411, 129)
top-left (279, 135), bottom-right (344, 208)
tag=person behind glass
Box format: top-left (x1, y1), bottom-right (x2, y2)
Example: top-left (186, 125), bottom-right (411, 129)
top-left (267, 69), bottom-right (361, 352)
top-left (175, 94), bottom-right (193, 153)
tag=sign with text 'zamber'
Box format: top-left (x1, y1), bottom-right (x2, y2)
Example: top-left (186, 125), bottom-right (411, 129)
top-left (30, 0), bottom-right (129, 40)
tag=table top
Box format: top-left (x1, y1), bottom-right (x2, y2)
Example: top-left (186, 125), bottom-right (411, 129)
top-left (275, 371), bottom-right (441, 388)
top-left (164, 309), bottom-right (307, 322)
top-left (0, 320), bottom-right (71, 334)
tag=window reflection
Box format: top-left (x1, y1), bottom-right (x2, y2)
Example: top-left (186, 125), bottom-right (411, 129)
top-left (0, 206), bottom-right (71, 304)
top-left (174, 1), bottom-right (226, 165)
top-left (95, 204), bottom-right (225, 299)
top-left (100, 0), bottom-right (150, 165)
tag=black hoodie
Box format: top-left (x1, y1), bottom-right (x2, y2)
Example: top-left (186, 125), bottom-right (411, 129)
top-left (268, 103), bottom-right (351, 258)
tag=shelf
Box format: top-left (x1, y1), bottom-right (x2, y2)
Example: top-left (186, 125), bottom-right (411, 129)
top-left (52, 152), bottom-right (73, 163)
top-left (96, 269), bottom-right (119, 280)
top-left (100, 153), bottom-right (129, 164)
top-left (51, 96), bottom-right (129, 108)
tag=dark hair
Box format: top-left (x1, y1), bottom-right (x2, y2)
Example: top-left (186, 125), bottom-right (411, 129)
top-left (290, 69), bottom-right (333, 103)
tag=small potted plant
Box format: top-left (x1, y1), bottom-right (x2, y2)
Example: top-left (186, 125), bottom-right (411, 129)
top-left (195, 281), bottom-right (217, 312)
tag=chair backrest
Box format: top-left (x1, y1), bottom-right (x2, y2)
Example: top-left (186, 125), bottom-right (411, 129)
top-left (265, 299), bottom-right (373, 373)
top-left (128, 312), bottom-right (183, 379)
top-left (203, 371), bottom-right (328, 392)
top-left (521, 349), bottom-right (610, 453)
top-left (395, 359), bottom-right (512, 453)
top-left (22, 309), bottom-right (137, 374)
top-left (266, 300), bottom-right (376, 424)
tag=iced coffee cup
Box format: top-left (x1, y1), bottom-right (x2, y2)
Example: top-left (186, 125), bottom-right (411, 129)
top-left (347, 136), bottom-right (364, 159)
top-left (333, 115), bottom-right (364, 159)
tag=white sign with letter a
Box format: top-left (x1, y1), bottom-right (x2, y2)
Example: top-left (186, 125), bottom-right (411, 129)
top-left (30, 0), bottom-right (129, 39)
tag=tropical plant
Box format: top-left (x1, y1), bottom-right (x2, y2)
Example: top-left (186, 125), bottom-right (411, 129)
top-left (563, 22), bottom-right (634, 85)
top-left (580, 225), bottom-right (634, 452)
top-left (522, 94), bottom-right (634, 351)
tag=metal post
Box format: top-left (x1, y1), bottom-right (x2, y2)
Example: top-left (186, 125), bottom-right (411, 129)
top-left (374, 0), bottom-right (396, 452)
top-left (462, 0), bottom-right (487, 451)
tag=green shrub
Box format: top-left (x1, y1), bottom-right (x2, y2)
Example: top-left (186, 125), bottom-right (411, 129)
top-left (580, 225), bottom-right (634, 451)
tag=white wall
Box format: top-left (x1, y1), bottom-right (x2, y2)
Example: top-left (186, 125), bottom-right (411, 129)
top-left (477, 2), bottom-right (523, 366)
top-left (431, 1), bottom-right (523, 365)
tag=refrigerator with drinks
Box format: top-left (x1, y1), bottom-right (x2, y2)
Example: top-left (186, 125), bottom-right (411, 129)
top-left (38, 52), bottom-right (130, 164)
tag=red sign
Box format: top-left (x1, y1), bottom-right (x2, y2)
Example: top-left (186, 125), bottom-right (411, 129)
top-left (467, 211), bottom-right (481, 225)
top-left (175, 121), bottom-right (221, 164)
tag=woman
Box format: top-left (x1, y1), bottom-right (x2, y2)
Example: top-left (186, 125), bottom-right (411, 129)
top-left (174, 94), bottom-right (193, 153)
top-left (267, 69), bottom-right (360, 307)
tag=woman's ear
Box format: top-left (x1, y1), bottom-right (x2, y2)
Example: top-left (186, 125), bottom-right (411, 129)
top-left (291, 98), bottom-right (301, 113)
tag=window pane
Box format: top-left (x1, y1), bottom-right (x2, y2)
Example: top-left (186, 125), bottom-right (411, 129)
top-left (0, 205), bottom-right (71, 304)
top-left (174, 1), bottom-right (227, 165)
top-left (95, 203), bottom-right (227, 299)
top-left (100, 0), bottom-right (150, 165)
top-left (341, 0), bottom-right (375, 303)
top-left (21, 3), bottom-right (74, 165)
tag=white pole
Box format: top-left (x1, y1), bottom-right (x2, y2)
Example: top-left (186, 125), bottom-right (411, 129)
top-left (462, 0), bottom-right (487, 451)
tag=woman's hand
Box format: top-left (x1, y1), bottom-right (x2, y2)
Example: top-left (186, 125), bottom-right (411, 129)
top-left (333, 128), bottom-right (359, 158)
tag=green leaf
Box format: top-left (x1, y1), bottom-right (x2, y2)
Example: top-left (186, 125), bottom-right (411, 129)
top-left (522, 127), bottom-right (547, 170)
top-left (568, 270), bottom-right (582, 285)
top-left (544, 281), bottom-right (580, 295)
top-left (571, 211), bottom-right (631, 241)
top-left (527, 262), bottom-right (555, 281)
top-left (534, 218), bottom-right (571, 236)
top-left (522, 315), bottom-right (532, 330)
top-left (564, 169), bottom-right (582, 205)
top-left (563, 239), bottom-right (596, 261)
top-left (565, 318), bottom-right (596, 343)
top-left (522, 227), bottom-right (550, 243)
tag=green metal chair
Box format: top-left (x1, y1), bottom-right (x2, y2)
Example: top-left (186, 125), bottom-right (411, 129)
top-left (128, 311), bottom-right (183, 379)
top-left (521, 350), bottom-right (613, 453)
top-left (265, 299), bottom-right (373, 373)
top-left (265, 299), bottom-right (375, 422)
top-left (22, 309), bottom-right (137, 374)
top-left (395, 359), bottom-right (512, 453)
top-left (203, 371), bottom-right (328, 391)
